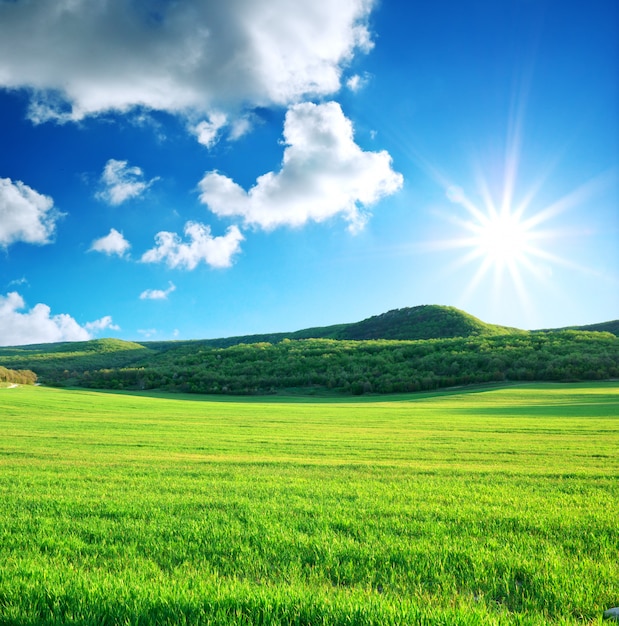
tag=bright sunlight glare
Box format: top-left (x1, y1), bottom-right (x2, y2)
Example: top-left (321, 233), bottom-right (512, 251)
top-left (473, 211), bottom-right (530, 267)
top-left (428, 165), bottom-right (615, 325)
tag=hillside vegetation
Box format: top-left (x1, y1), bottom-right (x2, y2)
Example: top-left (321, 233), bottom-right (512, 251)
top-left (146, 305), bottom-right (522, 349)
top-left (541, 319), bottom-right (619, 336)
top-left (0, 305), bottom-right (617, 395)
top-left (0, 365), bottom-right (37, 385)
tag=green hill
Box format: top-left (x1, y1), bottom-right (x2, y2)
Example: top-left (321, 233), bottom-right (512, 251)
top-left (163, 304), bottom-right (522, 349)
top-left (0, 306), bottom-right (617, 395)
top-left (330, 305), bottom-right (522, 340)
top-left (0, 338), bottom-right (151, 378)
top-left (540, 319), bottom-right (619, 337)
top-left (0, 337), bottom-right (146, 354)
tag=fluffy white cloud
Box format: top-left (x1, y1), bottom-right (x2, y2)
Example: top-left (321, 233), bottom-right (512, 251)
top-left (0, 292), bottom-right (117, 346)
top-left (140, 282), bottom-right (176, 301)
top-left (84, 315), bottom-right (121, 332)
top-left (96, 159), bottom-right (158, 205)
top-left (89, 228), bottom-right (131, 257)
top-left (192, 113), bottom-right (228, 149)
top-left (142, 222), bottom-right (244, 269)
top-left (0, 178), bottom-right (61, 247)
top-left (0, 0), bottom-right (375, 123)
top-left (191, 112), bottom-right (256, 148)
top-left (198, 101), bottom-right (403, 232)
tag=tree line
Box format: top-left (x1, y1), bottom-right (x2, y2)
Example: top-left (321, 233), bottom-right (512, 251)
top-left (0, 366), bottom-right (37, 385)
top-left (30, 330), bottom-right (619, 395)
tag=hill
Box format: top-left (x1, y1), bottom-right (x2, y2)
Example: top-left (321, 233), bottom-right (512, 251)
top-left (146, 305), bottom-right (523, 350)
top-left (0, 338), bottom-right (152, 379)
top-left (539, 319), bottom-right (619, 337)
top-left (0, 337), bottom-right (146, 355)
top-left (328, 305), bottom-right (522, 340)
top-left (0, 306), bottom-right (617, 395)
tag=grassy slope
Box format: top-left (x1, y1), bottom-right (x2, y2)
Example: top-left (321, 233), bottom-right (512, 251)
top-left (0, 337), bottom-right (146, 355)
top-left (0, 338), bottom-right (153, 377)
top-left (0, 383), bottom-right (617, 625)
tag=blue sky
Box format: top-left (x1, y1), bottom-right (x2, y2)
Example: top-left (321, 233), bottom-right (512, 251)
top-left (0, 0), bottom-right (617, 346)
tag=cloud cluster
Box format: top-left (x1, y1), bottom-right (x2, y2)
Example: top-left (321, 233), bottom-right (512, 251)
top-left (96, 159), bottom-right (158, 205)
top-left (0, 292), bottom-right (116, 346)
top-left (89, 228), bottom-right (131, 257)
top-left (0, 178), bottom-right (61, 247)
top-left (142, 222), bottom-right (244, 269)
top-left (0, 0), bottom-right (375, 123)
top-left (73, 103), bottom-right (403, 275)
top-left (198, 102), bottom-right (403, 232)
top-left (88, 223), bottom-right (244, 270)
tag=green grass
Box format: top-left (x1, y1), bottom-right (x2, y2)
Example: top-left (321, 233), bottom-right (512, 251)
top-left (0, 383), bottom-right (617, 625)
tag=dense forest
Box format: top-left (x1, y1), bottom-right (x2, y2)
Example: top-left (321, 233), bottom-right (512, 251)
top-left (0, 306), bottom-right (617, 395)
top-left (66, 331), bottom-right (619, 395)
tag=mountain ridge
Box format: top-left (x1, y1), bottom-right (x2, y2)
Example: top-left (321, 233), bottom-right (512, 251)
top-left (2, 304), bottom-right (617, 353)
top-left (0, 304), bottom-right (617, 395)
top-left (142, 304), bottom-right (527, 351)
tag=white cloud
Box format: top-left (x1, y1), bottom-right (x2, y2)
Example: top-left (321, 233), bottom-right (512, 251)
top-left (346, 73), bottom-right (370, 92)
top-left (192, 112), bottom-right (255, 147)
top-left (198, 101), bottom-right (403, 232)
top-left (142, 222), bottom-right (244, 269)
top-left (138, 328), bottom-right (158, 339)
top-left (0, 178), bottom-right (61, 247)
top-left (192, 113), bottom-right (228, 149)
top-left (96, 159), bottom-right (158, 206)
top-left (228, 115), bottom-right (254, 141)
top-left (0, 0), bottom-right (376, 123)
top-left (8, 277), bottom-right (29, 287)
top-left (140, 282), bottom-right (176, 301)
top-left (0, 292), bottom-right (116, 346)
top-left (84, 315), bottom-right (121, 332)
top-left (89, 228), bottom-right (131, 257)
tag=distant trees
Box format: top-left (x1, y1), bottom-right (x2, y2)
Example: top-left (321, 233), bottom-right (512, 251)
top-left (0, 366), bottom-right (37, 385)
top-left (0, 330), bottom-right (617, 395)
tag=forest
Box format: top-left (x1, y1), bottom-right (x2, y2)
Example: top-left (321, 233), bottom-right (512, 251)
top-left (0, 306), bottom-right (617, 395)
top-left (0, 331), bottom-right (617, 396)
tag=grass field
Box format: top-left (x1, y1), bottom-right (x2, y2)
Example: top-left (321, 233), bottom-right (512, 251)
top-left (0, 383), bottom-right (617, 625)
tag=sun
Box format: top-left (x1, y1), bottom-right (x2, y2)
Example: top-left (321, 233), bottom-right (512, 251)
top-left (432, 166), bottom-right (610, 317)
top-left (430, 169), bottom-right (589, 320)
top-left (406, 79), bottom-right (616, 323)
top-left (471, 209), bottom-right (530, 268)
top-left (443, 180), bottom-right (544, 276)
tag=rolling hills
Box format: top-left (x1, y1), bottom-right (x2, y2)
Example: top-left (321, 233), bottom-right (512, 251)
top-left (0, 304), bottom-right (617, 395)
top-left (142, 305), bottom-right (524, 350)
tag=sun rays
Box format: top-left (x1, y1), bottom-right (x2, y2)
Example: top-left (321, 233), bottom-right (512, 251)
top-left (418, 154), bottom-right (617, 324)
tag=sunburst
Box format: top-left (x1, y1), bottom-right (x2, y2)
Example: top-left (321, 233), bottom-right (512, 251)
top-left (431, 165), bottom-right (613, 318)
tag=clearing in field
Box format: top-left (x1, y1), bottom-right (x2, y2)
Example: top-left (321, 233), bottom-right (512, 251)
top-left (0, 383), bottom-right (617, 625)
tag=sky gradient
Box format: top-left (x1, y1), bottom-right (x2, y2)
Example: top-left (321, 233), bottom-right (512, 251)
top-left (0, 0), bottom-right (617, 346)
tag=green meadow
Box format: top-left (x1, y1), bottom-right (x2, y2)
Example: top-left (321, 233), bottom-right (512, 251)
top-left (0, 383), bottom-right (617, 625)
